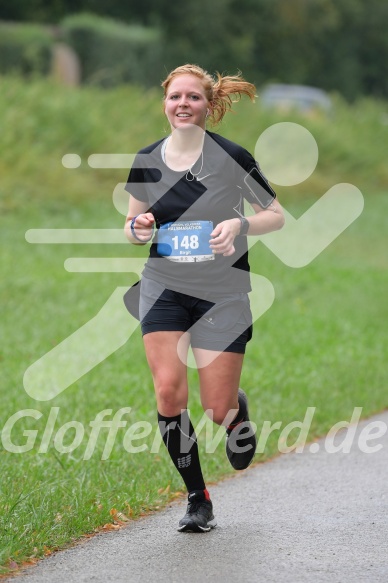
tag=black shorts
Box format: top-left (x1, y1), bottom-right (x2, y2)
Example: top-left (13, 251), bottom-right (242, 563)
top-left (139, 277), bottom-right (253, 353)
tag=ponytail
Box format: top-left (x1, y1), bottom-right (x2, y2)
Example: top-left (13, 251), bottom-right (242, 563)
top-left (211, 71), bottom-right (256, 125)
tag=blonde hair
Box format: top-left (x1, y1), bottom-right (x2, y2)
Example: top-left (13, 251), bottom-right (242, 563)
top-left (161, 64), bottom-right (256, 125)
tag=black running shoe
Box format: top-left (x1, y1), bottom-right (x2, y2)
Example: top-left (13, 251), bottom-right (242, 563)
top-left (178, 489), bottom-right (217, 533)
top-left (226, 388), bottom-right (257, 470)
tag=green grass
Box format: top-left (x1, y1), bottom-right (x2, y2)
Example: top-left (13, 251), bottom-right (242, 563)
top-left (0, 77), bottom-right (387, 573)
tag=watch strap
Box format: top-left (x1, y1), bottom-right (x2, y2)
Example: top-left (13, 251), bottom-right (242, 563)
top-left (238, 216), bottom-right (250, 236)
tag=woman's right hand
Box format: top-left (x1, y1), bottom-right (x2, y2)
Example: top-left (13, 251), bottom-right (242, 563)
top-left (132, 213), bottom-right (155, 242)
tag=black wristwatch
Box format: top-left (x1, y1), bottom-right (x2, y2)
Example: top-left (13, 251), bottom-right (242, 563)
top-left (238, 216), bottom-right (250, 236)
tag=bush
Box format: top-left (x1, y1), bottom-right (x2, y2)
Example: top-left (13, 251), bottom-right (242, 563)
top-left (61, 13), bottom-right (164, 88)
top-left (0, 21), bottom-right (53, 76)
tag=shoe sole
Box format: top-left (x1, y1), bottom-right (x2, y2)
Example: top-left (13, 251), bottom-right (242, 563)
top-left (177, 518), bottom-right (217, 533)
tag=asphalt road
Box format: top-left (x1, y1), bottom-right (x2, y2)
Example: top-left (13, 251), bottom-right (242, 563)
top-left (11, 412), bottom-right (388, 583)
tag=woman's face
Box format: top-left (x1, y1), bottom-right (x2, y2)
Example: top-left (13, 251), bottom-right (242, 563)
top-left (164, 74), bottom-right (209, 130)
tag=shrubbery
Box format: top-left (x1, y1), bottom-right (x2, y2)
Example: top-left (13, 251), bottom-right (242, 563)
top-left (60, 13), bottom-right (164, 87)
top-left (0, 14), bottom-right (165, 87)
top-left (0, 21), bottom-right (53, 76)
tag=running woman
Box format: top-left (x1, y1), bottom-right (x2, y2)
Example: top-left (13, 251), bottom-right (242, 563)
top-left (124, 64), bottom-right (285, 532)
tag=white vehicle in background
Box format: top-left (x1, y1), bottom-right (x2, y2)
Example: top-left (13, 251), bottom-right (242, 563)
top-left (260, 83), bottom-right (333, 116)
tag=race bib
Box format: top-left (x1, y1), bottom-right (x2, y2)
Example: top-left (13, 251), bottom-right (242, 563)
top-left (157, 220), bottom-right (214, 262)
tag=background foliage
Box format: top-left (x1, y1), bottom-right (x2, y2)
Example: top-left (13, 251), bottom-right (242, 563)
top-left (0, 21), bottom-right (52, 76)
top-left (1, 0), bottom-right (388, 98)
top-left (61, 13), bottom-right (163, 87)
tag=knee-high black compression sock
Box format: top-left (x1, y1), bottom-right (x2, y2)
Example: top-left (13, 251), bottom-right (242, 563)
top-left (157, 410), bottom-right (206, 493)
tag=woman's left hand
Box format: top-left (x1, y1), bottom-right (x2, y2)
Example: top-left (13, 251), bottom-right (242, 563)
top-left (210, 218), bottom-right (241, 256)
